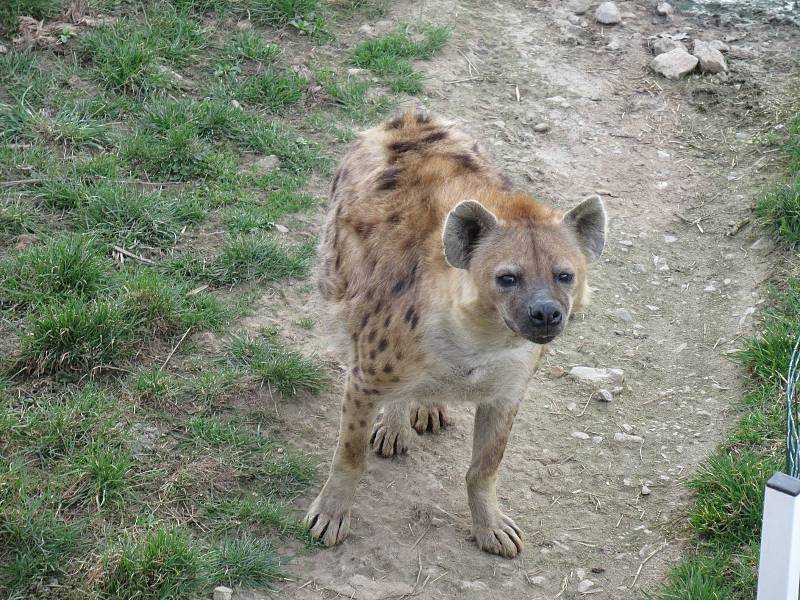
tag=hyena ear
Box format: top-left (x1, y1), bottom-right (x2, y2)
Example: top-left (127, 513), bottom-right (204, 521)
top-left (442, 200), bottom-right (498, 269)
top-left (562, 194), bottom-right (607, 261)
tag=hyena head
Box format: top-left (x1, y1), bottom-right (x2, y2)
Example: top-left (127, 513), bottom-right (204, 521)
top-left (442, 195), bottom-right (607, 345)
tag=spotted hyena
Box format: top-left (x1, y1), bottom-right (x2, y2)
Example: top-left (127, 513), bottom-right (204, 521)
top-left (304, 108), bottom-right (607, 558)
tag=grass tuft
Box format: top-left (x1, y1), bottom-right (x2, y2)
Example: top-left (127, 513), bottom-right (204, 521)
top-left (0, 0), bottom-right (63, 34)
top-left (206, 537), bottom-right (283, 587)
top-left (210, 234), bottom-right (313, 284)
top-left (227, 332), bottom-right (325, 396)
top-left (235, 67), bottom-right (307, 111)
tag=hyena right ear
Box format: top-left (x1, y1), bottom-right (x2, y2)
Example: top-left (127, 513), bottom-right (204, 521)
top-left (442, 200), bottom-right (498, 269)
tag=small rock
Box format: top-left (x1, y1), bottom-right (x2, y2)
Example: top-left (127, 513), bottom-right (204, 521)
top-left (663, 234), bottom-right (677, 243)
top-left (347, 67), bottom-right (367, 77)
top-left (576, 569), bottom-right (587, 580)
top-left (653, 255), bottom-right (669, 271)
top-left (650, 36), bottom-right (688, 56)
top-left (358, 23), bottom-right (373, 35)
top-left (235, 20), bottom-right (253, 31)
top-left (709, 39), bottom-right (730, 53)
top-left (569, 366), bottom-right (625, 387)
top-left (656, 1), bottom-right (673, 16)
top-left (614, 432), bottom-right (644, 444)
top-left (595, 1), bottom-right (621, 24)
top-left (568, 0), bottom-right (592, 14)
top-left (597, 389), bottom-right (614, 402)
top-left (0, 43), bottom-right (8, 54)
top-left (641, 484), bottom-right (652, 495)
top-left (750, 236), bottom-right (774, 251)
top-left (529, 575), bottom-right (547, 585)
top-left (692, 40), bottom-right (727, 73)
top-left (606, 38), bottom-right (622, 51)
top-left (253, 154), bottom-right (280, 174)
top-left (568, 14), bottom-right (582, 25)
top-left (549, 366), bottom-right (566, 378)
top-left (213, 586), bottom-right (233, 600)
top-left (621, 423), bottom-right (634, 433)
top-left (572, 431), bottom-right (590, 440)
top-left (608, 307), bottom-right (634, 323)
top-left (534, 122), bottom-right (550, 133)
top-left (578, 580), bottom-right (595, 593)
top-left (657, 150), bottom-right (671, 159)
top-left (273, 223), bottom-right (289, 233)
top-left (650, 48), bottom-right (698, 79)
top-left (230, 99), bottom-right (242, 109)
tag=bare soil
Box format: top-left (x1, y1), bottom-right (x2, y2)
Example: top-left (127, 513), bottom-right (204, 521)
top-left (235, 1), bottom-right (800, 598)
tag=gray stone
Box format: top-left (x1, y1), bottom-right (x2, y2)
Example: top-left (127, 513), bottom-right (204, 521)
top-left (650, 48), bottom-right (698, 79)
top-left (568, 0), bottom-right (592, 14)
top-left (533, 122), bottom-right (551, 133)
top-left (651, 36), bottom-right (688, 56)
top-left (606, 37), bottom-right (622, 51)
top-left (572, 431), bottom-right (591, 440)
top-left (750, 236), bottom-right (774, 251)
top-left (273, 223), bottom-right (289, 233)
top-left (693, 40), bottom-right (727, 73)
top-left (253, 155), bottom-right (280, 174)
top-left (213, 586), bottom-right (233, 600)
top-left (709, 39), bottom-right (730, 53)
top-left (614, 432), bottom-right (644, 444)
top-left (595, 1), bottom-right (621, 24)
top-left (656, 1), bottom-right (673, 16)
top-left (569, 366), bottom-right (624, 386)
top-left (608, 307), bottom-right (634, 323)
top-left (578, 580), bottom-right (595, 593)
top-left (597, 389), bottom-right (614, 402)
top-left (641, 484), bottom-right (652, 495)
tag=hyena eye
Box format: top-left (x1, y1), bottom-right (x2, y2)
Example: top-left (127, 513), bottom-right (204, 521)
top-left (497, 274), bottom-right (518, 287)
top-left (556, 272), bottom-right (574, 284)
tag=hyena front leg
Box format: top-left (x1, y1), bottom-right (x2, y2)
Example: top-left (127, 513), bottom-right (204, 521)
top-left (466, 399), bottom-right (523, 558)
top-left (304, 378), bottom-right (378, 546)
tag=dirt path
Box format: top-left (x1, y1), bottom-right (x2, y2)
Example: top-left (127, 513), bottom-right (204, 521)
top-left (238, 2), bottom-right (799, 598)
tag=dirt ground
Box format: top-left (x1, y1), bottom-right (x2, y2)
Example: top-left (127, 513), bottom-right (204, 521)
top-left (235, 1), bottom-right (799, 598)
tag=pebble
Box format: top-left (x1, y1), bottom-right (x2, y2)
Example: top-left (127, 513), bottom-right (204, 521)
top-left (641, 484), bottom-right (652, 495)
top-left (692, 40), bottom-right (728, 73)
top-left (709, 39), bottom-right (730, 53)
top-left (650, 48), bottom-right (698, 79)
top-left (529, 575), bottom-right (547, 585)
top-left (213, 586), bottom-right (233, 600)
top-left (568, 0), bottom-right (592, 13)
top-left (606, 38), bottom-right (622, 51)
top-left (253, 154), bottom-right (280, 174)
top-left (651, 36), bottom-right (688, 56)
top-left (750, 236), bottom-right (774, 251)
top-left (0, 43), bottom-right (7, 54)
top-left (549, 365), bottom-right (566, 378)
top-left (569, 366), bottom-right (625, 386)
top-left (577, 580), bottom-right (595, 593)
top-left (230, 99), bottom-right (242, 109)
top-left (595, 1), bottom-right (621, 24)
top-left (572, 431), bottom-right (591, 440)
top-left (656, 1), bottom-right (673, 16)
top-left (608, 307), bottom-right (634, 323)
top-left (597, 389), bottom-right (614, 402)
top-left (534, 122), bottom-right (551, 133)
top-left (273, 223), bottom-right (289, 233)
top-left (614, 432), bottom-right (644, 444)
top-left (663, 234), bottom-right (677, 243)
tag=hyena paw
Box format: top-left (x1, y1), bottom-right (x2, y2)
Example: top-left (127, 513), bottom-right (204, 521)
top-left (410, 401), bottom-right (451, 434)
top-left (370, 415), bottom-right (411, 457)
top-left (304, 492), bottom-right (352, 547)
top-left (473, 512), bottom-right (523, 558)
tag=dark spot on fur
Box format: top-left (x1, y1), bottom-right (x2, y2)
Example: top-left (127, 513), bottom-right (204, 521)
top-left (387, 211), bottom-right (401, 225)
top-left (404, 306), bottom-right (415, 323)
top-left (395, 351), bottom-right (403, 360)
top-left (416, 111), bottom-right (431, 125)
top-left (500, 172), bottom-right (513, 190)
top-left (386, 116), bottom-right (404, 129)
top-left (355, 221), bottom-right (375, 239)
top-left (373, 300), bottom-right (384, 315)
top-left (384, 314), bottom-right (392, 327)
top-left (348, 423), bottom-right (354, 430)
top-left (359, 419), bottom-right (367, 427)
top-left (410, 313), bottom-right (419, 329)
top-left (354, 399), bottom-right (361, 408)
top-left (367, 329), bottom-right (377, 343)
top-left (369, 349), bottom-right (376, 360)
top-left (353, 383), bottom-right (360, 392)
top-left (378, 338), bottom-right (388, 352)
top-left (449, 152), bottom-right (480, 172)
top-left (389, 140), bottom-right (418, 155)
top-left (377, 168), bottom-right (402, 191)
top-left (391, 376), bottom-right (400, 382)
top-left (335, 253), bottom-right (342, 271)
top-left (383, 364), bottom-right (393, 374)
top-left (351, 332), bottom-right (358, 342)
top-left (342, 405), bottom-right (347, 414)
top-left (367, 367), bottom-right (376, 376)
top-left (352, 366), bottom-right (360, 376)
top-left (422, 130), bottom-right (447, 144)
top-left (344, 441), bottom-right (351, 449)
top-left (361, 314), bottom-right (370, 328)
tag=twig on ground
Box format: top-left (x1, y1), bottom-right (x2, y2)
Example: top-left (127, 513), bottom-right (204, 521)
top-left (160, 327), bottom-right (192, 372)
top-left (112, 245), bottom-right (156, 265)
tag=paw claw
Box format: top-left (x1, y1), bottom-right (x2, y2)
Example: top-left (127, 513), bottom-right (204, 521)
top-left (411, 403), bottom-right (450, 434)
top-left (305, 494), bottom-right (353, 547)
top-left (474, 513), bottom-right (523, 558)
top-left (371, 415), bottom-right (410, 457)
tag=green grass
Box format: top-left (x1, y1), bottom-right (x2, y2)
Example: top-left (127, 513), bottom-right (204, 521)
top-left (206, 537), bottom-right (283, 587)
top-left (224, 31), bottom-right (281, 62)
top-left (227, 331), bottom-right (326, 396)
top-left (0, 0), bottom-right (63, 34)
top-left (209, 234), bottom-right (313, 284)
top-left (756, 114), bottom-right (800, 246)
top-left (248, 0), bottom-right (324, 28)
top-left (235, 67), bottom-right (307, 111)
top-left (352, 23), bottom-right (451, 94)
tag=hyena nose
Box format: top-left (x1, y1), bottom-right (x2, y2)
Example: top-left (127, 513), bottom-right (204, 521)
top-left (528, 302), bottom-right (563, 327)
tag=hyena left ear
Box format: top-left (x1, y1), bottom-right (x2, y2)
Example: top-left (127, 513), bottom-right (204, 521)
top-left (562, 194), bottom-right (607, 261)
top-left (442, 200), bottom-right (498, 269)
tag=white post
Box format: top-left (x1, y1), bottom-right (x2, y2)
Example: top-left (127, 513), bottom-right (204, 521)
top-left (757, 472), bottom-right (800, 600)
